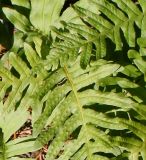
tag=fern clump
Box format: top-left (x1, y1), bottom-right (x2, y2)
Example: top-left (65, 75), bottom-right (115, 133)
top-left (0, 0), bottom-right (146, 159)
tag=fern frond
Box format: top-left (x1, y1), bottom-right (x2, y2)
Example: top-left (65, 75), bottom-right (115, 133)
top-left (48, 0), bottom-right (146, 69)
top-left (31, 57), bottom-right (146, 159)
top-left (0, 43), bottom-right (47, 114)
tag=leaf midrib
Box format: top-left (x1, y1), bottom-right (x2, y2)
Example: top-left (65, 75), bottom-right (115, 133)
top-left (63, 65), bottom-right (92, 160)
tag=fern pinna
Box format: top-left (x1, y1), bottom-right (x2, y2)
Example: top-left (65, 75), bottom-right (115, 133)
top-left (0, 0), bottom-right (146, 160)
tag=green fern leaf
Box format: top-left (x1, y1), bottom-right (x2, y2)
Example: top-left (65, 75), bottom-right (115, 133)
top-left (30, 0), bottom-right (65, 34)
top-left (2, 8), bottom-right (31, 33)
